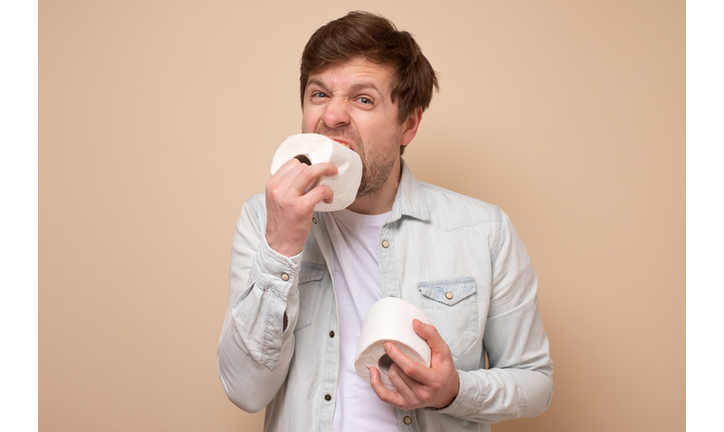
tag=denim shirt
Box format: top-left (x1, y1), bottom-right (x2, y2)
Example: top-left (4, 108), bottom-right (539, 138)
top-left (218, 161), bottom-right (553, 432)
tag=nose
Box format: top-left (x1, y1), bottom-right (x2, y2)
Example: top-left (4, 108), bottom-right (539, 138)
top-left (321, 98), bottom-right (350, 129)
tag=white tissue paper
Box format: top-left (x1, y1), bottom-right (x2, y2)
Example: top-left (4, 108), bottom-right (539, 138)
top-left (354, 297), bottom-right (433, 391)
top-left (270, 133), bottom-right (363, 212)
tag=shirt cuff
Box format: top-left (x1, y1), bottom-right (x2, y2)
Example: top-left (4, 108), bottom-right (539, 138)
top-left (250, 235), bottom-right (303, 298)
top-left (430, 370), bottom-right (487, 418)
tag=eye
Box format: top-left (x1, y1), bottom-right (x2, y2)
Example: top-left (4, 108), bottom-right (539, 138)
top-left (312, 91), bottom-right (328, 98)
top-left (357, 97), bottom-right (373, 105)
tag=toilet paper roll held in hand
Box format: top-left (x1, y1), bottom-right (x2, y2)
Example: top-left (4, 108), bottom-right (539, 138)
top-left (270, 133), bottom-right (363, 212)
top-left (354, 297), bottom-right (433, 391)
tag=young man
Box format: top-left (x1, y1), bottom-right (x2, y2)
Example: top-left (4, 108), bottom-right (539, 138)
top-left (218, 11), bottom-right (553, 432)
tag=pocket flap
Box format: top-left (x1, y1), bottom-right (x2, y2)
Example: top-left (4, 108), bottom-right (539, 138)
top-left (417, 277), bottom-right (476, 306)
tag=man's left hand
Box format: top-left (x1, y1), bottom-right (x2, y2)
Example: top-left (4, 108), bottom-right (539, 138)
top-left (369, 319), bottom-right (460, 410)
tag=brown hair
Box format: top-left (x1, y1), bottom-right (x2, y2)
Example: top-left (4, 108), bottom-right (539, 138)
top-left (299, 11), bottom-right (439, 126)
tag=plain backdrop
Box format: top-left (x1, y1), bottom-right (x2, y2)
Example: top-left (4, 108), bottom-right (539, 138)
top-left (39, 1), bottom-right (684, 431)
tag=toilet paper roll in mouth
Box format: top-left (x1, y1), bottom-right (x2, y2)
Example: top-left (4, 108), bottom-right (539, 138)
top-left (354, 297), bottom-right (433, 391)
top-left (270, 133), bottom-right (362, 212)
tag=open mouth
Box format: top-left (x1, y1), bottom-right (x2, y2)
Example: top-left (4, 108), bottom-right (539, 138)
top-left (333, 140), bottom-right (352, 150)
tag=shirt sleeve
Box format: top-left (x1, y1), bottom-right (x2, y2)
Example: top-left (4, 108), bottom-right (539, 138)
top-left (435, 208), bottom-right (554, 422)
top-left (217, 195), bottom-right (303, 413)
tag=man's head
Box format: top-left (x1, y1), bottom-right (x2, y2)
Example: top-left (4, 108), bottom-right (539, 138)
top-left (300, 11), bottom-right (439, 133)
top-left (299, 12), bottom-right (438, 210)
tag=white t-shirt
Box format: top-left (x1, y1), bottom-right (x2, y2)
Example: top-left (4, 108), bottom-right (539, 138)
top-left (324, 209), bottom-right (399, 432)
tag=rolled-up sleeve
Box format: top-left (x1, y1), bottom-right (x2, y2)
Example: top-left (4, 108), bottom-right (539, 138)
top-left (217, 195), bottom-right (303, 413)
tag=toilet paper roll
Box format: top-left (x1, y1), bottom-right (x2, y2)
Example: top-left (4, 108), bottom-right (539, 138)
top-left (354, 297), bottom-right (433, 391)
top-left (270, 133), bottom-right (363, 212)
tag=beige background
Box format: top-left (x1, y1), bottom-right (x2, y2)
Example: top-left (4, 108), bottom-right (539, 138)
top-left (39, 0), bottom-right (684, 431)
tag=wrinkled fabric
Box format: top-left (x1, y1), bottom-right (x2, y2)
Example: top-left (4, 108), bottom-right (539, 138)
top-left (217, 160), bottom-right (554, 432)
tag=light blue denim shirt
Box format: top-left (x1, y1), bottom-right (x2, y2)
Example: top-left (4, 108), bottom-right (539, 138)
top-left (218, 160), bottom-right (553, 431)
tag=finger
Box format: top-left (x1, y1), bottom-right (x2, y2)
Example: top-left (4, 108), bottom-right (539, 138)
top-left (383, 342), bottom-right (431, 385)
top-left (272, 157), bottom-right (308, 179)
top-left (412, 319), bottom-right (451, 356)
top-left (266, 160), bottom-right (308, 201)
top-left (307, 161), bottom-right (339, 179)
top-left (386, 363), bottom-right (420, 402)
top-left (288, 162), bottom-right (338, 194)
top-left (369, 367), bottom-right (404, 406)
top-left (271, 160), bottom-right (337, 188)
top-left (300, 184), bottom-right (334, 207)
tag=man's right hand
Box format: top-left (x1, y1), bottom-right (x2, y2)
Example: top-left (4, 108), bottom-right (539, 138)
top-left (265, 158), bottom-right (338, 257)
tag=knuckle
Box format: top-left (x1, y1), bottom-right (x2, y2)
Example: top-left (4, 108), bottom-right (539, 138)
top-left (265, 183), bottom-right (277, 196)
top-left (402, 365), bottom-right (417, 377)
top-left (268, 184), bottom-right (286, 200)
top-left (268, 191), bottom-right (281, 204)
top-left (298, 167), bottom-right (314, 182)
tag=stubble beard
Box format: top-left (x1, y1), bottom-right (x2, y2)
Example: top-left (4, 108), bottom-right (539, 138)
top-left (314, 123), bottom-right (400, 200)
top-left (355, 142), bottom-right (397, 199)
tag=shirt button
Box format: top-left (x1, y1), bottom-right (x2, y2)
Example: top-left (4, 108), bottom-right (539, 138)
top-left (312, 217), bottom-right (317, 224)
top-left (445, 292), bottom-right (454, 300)
top-left (381, 240), bottom-right (389, 248)
top-left (281, 273), bottom-right (290, 281)
top-left (324, 394), bottom-right (332, 401)
top-left (403, 416), bottom-right (412, 425)
top-left (329, 331), bottom-right (335, 338)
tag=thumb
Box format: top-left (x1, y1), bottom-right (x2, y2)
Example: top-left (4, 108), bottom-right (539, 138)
top-left (412, 319), bottom-right (447, 352)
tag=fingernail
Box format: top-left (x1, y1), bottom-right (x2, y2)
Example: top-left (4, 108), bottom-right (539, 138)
top-left (383, 343), bottom-right (391, 352)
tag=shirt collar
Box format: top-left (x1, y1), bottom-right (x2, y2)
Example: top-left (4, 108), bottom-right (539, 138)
top-left (388, 159), bottom-right (430, 223)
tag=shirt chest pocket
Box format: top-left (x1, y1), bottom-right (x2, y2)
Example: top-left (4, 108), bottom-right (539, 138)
top-left (417, 278), bottom-right (479, 359)
top-left (295, 262), bottom-right (326, 331)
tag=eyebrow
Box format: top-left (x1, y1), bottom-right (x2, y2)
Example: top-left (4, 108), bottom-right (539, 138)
top-left (306, 79), bottom-right (384, 96)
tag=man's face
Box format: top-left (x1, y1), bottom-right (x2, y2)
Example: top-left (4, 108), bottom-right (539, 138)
top-left (301, 57), bottom-right (407, 199)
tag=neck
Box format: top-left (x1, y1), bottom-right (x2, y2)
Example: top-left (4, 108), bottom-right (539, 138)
top-left (346, 160), bottom-right (401, 215)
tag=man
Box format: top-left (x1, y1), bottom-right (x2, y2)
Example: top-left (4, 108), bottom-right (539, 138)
top-left (218, 11), bottom-right (553, 432)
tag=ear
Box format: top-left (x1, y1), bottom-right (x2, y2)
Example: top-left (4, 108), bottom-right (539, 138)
top-left (400, 107), bottom-right (423, 148)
